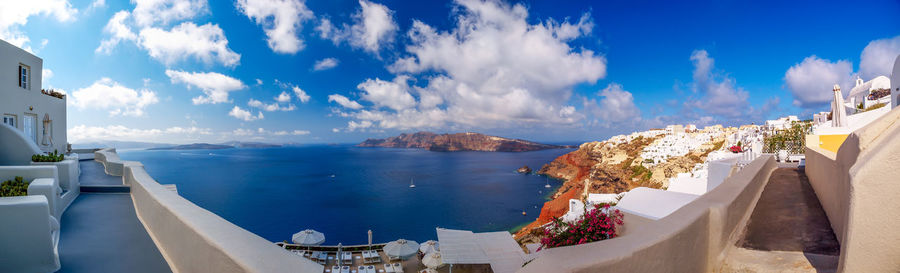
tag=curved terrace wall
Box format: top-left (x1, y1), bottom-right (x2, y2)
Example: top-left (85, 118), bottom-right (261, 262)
top-left (518, 155), bottom-right (777, 273)
top-left (95, 148), bottom-right (323, 273)
top-left (805, 106), bottom-right (900, 272)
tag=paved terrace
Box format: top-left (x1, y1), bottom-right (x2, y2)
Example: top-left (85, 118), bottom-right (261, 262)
top-left (721, 165), bottom-right (840, 273)
top-left (57, 160), bottom-right (171, 273)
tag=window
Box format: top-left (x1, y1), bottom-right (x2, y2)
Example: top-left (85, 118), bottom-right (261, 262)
top-left (18, 64), bottom-right (29, 90)
top-left (24, 114), bottom-right (37, 144)
top-left (2, 114), bottom-right (16, 128)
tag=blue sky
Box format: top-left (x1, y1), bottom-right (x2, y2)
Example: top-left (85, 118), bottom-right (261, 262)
top-left (5, 0), bottom-right (900, 144)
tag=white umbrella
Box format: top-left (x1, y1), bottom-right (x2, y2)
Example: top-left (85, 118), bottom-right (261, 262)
top-left (419, 240), bottom-right (440, 254)
top-left (292, 229), bottom-right (326, 245)
top-left (383, 239), bottom-right (419, 260)
top-left (832, 84), bottom-right (848, 127)
top-left (422, 251), bottom-right (444, 269)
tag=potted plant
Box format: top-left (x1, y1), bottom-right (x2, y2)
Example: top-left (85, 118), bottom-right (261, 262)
top-left (30, 150), bottom-right (79, 196)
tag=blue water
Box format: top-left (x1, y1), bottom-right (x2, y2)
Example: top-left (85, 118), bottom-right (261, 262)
top-left (118, 145), bottom-right (571, 245)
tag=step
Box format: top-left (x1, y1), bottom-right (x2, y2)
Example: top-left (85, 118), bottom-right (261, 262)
top-left (80, 185), bottom-right (131, 193)
top-left (719, 247), bottom-right (837, 273)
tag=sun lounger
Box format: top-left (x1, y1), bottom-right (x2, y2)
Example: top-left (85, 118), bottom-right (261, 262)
top-left (370, 251), bottom-right (382, 263)
top-left (362, 250), bottom-right (371, 263)
top-left (366, 265), bottom-right (376, 273)
top-left (383, 263), bottom-right (395, 273)
top-left (358, 266), bottom-right (366, 273)
top-left (341, 266), bottom-right (350, 273)
top-left (331, 266), bottom-right (339, 273)
top-left (342, 252), bottom-right (353, 263)
top-left (393, 263), bottom-right (403, 273)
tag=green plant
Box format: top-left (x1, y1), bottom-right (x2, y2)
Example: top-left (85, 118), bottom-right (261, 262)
top-left (32, 150), bottom-right (65, 162)
top-left (1, 176), bottom-right (30, 197)
top-left (857, 102), bottom-right (864, 109)
top-left (864, 103), bottom-right (886, 112)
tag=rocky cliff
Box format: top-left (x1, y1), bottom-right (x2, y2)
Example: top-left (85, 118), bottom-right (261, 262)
top-left (358, 132), bottom-right (567, 152)
top-left (514, 136), bottom-right (725, 244)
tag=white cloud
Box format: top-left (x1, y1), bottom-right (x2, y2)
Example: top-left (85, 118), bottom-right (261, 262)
top-left (357, 76), bottom-right (416, 111)
top-left (327, 94), bottom-right (363, 109)
top-left (584, 83), bottom-right (640, 124)
top-left (0, 0), bottom-right (77, 49)
top-left (96, 11), bottom-right (137, 54)
top-left (315, 0), bottom-right (397, 53)
top-left (68, 124), bottom-right (212, 143)
top-left (132, 0), bottom-right (207, 27)
top-left (687, 50), bottom-right (750, 118)
top-left (139, 22), bottom-right (241, 67)
top-left (859, 35), bottom-right (900, 80)
top-left (292, 86), bottom-right (311, 103)
top-left (275, 91), bottom-right (291, 102)
top-left (232, 128), bottom-right (254, 136)
top-left (236, 0), bottom-right (314, 54)
top-left (292, 130), bottom-right (310, 135)
top-left (228, 106), bottom-right (264, 121)
top-left (70, 78), bottom-right (159, 116)
top-left (350, 0), bottom-right (397, 52)
top-left (255, 78), bottom-right (263, 85)
top-left (783, 56), bottom-right (854, 108)
top-left (313, 57), bottom-right (339, 71)
top-left (90, 0), bottom-right (106, 9)
top-left (165, 70), bottom-right (246, 104)
top-left (42, 69), bottom-right (53, 86)
top-left (248, 98), bottom-right (295, 111)
top-left (334, 0), bottom-right (604, 131)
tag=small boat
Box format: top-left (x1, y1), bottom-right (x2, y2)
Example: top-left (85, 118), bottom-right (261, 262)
top-left (522, 211), bottom-right (527, 216)
top-left (409, 178), bottom-right (416, 188)
top-left (330, 174), bottom-right (336, 178)
top-left (544, 178), bottom-right (551, 188)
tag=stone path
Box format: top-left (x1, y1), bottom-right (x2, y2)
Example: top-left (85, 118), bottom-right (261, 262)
top-left (720, 167), bottom-right (840, 273)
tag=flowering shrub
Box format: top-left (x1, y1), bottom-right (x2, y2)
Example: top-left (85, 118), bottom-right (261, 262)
top-left (539, 204), bottom-right (624, 250)
top-left (729, 145), bottom-right (743, 153)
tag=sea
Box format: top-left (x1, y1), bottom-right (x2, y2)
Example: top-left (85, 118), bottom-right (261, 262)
top-left (118, 145), bottom-right (573, 245)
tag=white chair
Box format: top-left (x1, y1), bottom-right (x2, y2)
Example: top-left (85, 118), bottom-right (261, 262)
top-left (0, 196), bottom-right (60, 273)
top-left (383, 263), bottom-right (395, 273)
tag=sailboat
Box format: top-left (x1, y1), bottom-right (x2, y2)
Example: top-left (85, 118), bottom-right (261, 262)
top-left (544, 177), bottom-right (551, 188)
top-left (409, 178), bottom-right (416, 188)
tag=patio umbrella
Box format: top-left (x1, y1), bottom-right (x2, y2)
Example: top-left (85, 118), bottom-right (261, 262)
top-left (383, 239), bottom-right (419, 260)
top-left (419, 240), bottom-right (440, 254)
top-left (421, 268), bottom-right (438, 273)
top-left (292, 229), bottom-right (326, 245)
top-left (422, 251), bottom-right (444, 269)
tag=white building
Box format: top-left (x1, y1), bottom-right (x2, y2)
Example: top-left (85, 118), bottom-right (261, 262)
top-left (847, 76), bottom-right (891, 110)
top-left (764, 116), bottom-right (799, 132)
top-left (893, 55), bottom-right (900, 109)
top-left (0, 39), bottom-right (67, 155)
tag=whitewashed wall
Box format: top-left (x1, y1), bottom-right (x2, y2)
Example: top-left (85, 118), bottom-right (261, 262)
top-left (0, 39), bottom-right (67, 155)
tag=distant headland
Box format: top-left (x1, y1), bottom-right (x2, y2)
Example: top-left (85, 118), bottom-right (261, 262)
top-left (148, 142), bottom-right (282, 150)
top-left (358, 131), bottom-right (571, 152)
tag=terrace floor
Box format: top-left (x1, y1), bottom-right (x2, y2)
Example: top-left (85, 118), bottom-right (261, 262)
top-left (720, 166), bottom-right (840, 273)
top-left (78, 160), bottom-right (123, 185)
top-left (57, 160), bottom-right (171, 273)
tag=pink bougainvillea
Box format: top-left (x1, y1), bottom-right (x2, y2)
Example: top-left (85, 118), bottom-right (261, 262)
top-left (539, 204), bottom-right (624, 250)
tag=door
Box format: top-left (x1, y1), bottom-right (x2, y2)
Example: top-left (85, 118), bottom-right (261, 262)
top-left (23, 114), bottom-right (37, 144)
